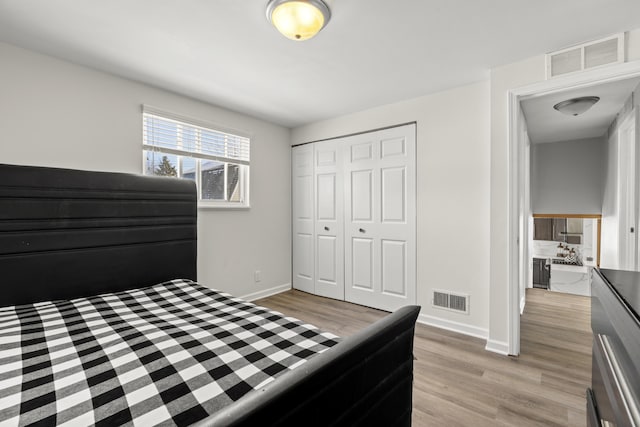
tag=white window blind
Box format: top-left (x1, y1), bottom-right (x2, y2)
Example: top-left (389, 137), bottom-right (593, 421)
top-left (142, 107), bottom-right (250, 207)
top-left (142, 110), bottom-right (250, 166)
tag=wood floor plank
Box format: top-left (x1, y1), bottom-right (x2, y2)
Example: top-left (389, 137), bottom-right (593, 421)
top-left (256, 288), bottom-right (591, 426)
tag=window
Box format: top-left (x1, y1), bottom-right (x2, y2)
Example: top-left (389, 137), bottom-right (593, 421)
top-left (142, 108), bottom-right (250, 207)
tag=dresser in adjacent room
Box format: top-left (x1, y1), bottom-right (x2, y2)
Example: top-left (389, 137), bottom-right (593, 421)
top-left (588, 269), bottom-right (640, 426)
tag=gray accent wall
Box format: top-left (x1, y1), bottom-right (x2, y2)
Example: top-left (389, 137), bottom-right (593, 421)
top-left (530, 137), bottom-right (606, 214)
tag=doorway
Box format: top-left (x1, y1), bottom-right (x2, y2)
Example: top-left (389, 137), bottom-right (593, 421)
top-left (507, 62), bottom-right (640, 355)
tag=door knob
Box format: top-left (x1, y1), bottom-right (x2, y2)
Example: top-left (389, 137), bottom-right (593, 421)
top-left (324, 226), bottom-right (329, 231)
top-left (359, 228), bottom-right (366, 233)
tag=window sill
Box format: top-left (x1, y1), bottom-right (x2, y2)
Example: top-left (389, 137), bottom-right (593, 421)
top-left (198, 202), bottom-right (250, 210)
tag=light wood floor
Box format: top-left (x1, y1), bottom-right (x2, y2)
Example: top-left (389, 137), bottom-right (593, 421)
top-left (256, 287), bottom-right (592, 427)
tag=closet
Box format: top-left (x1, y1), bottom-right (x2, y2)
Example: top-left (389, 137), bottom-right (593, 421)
top-left (292, 124), bottom-right (416, 312)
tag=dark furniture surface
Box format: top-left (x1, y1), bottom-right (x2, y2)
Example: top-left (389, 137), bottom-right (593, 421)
top-left (588, 268), bottom-right (640, 427)
top-left (0, 163), bottom-right (419, 426)
top-left (598, 269), bottom-right (640, 318)
top-left (532, 257), bottom-right (550, 289)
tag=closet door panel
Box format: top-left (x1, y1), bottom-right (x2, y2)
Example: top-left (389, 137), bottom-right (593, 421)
top-left (381, 166), bottom-right (405, 223)
top-left (314, 141), bottom-right (344, 300)
top-left (351, 170), bottom-right (373, 222)
top-left (344, 124), bottom-right (416, 312)
top-left (295, 175), bottom-right (313, 220)
top-left (381, 239), bottom-right (406, 296)
top-left (352, 237), bottom-right (374, 290)
top-left (317, 174), bottom-right (336, 220)
top-left (381, 136), bottom-right (406, 158)
top-left (292, 146), bottom-right (315, 293)
top-left (350, 142), bottom-right (373, 162)
top-left (297, 234), bottom-right (314, 279)
top-left (317, 235), bottom-right (337, 283)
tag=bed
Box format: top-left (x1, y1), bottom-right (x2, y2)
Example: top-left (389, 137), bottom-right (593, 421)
top-left (0, 163), bottom-right (420, 426)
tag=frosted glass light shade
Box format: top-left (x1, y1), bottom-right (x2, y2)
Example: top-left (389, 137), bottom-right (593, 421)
top-left (553, 96), bottom-right (600, 116)
top-left (266, 0), bottom-right (331, 41)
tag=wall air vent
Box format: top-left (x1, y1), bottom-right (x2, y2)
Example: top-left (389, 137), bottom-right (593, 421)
top-left (432, 290), bottom-right (470, 314)
top-left (546, 33), bottom-right (624, 79)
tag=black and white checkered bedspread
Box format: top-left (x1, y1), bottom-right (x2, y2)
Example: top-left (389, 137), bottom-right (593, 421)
top-left (0, 280), bottom-right (339, 426)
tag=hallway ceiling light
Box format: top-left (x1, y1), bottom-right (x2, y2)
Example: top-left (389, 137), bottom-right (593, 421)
top-left (266, 0), bottom-right (331, 41)
top-left (553, 96), bottom-right (600, 116)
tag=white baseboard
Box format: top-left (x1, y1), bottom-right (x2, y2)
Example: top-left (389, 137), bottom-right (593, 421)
top-left (485, 339), bottom-right (510, 356)
top-left (520, 295), bottom-right (526, 315)
top-left (240, 283), bottom-right (291, 302)
top-left (418, 314), bottom-right (513, 356)
top-left (417, 314), bottom-right (488, 340)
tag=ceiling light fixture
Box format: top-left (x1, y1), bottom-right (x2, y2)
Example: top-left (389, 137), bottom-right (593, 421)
top-left (553, 96), bottom-right (600, 116)
top-left (266, 0), bottom-right (331, 41)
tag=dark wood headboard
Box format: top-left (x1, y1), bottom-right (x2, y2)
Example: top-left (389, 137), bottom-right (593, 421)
top-left (0, 163), bottom-right (197, 307)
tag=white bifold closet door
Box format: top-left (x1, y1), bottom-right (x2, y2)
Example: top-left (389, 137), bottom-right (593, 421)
top-left (314, 141), bottom-right (345, 299)
top-left (344, 125), bottom-right (416, 312)
top-left (292, 145), bottom-right (315, 293)
top-left (292, 123), bottom-right (416, 312)
top-left (291, 141), bottom-right (345, 299)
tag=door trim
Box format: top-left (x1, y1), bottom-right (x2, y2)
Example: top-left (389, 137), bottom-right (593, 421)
top-left (507, 60), bottom-right (640, 356)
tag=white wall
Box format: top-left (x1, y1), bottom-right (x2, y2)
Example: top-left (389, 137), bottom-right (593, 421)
top-left (0, 42), bottom-right (292, 299)
top-left (530, 137), bottom-right (606, 214)
top-left (292, 81), bottom-right (492, 338)
top-left (488, 54), bottom-right (546, 353)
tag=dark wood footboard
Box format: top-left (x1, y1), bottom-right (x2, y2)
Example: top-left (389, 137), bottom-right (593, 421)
top-left (198, 305), bottom-right (420, 427)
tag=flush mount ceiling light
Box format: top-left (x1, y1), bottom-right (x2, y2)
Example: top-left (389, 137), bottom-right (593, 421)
top-left (553, 96), bottom-right (601, 116)
top-left (266, 0), bottom-right (331, 41)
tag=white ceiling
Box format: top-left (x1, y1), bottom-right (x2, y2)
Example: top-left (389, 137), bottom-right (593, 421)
top-left (521, 76), bottom-right (640, 144)
top-left (1, 1), bottom-right (640, 128)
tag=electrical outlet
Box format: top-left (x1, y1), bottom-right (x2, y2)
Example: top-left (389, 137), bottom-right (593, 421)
top-left (254, 270), bottom-right (261, 283)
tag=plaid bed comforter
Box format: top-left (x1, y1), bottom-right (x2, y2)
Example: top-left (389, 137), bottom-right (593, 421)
top-left (0, 280), bottom-right (339, 426)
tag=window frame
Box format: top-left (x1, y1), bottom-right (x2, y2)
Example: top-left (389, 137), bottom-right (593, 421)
top-left (142, 106), bottom-right (251, 209)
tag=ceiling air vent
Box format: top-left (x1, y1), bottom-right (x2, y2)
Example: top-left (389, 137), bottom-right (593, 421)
top-left (546, 33), bottom-right (624, 79)
top-left (432, 290), bottom-right (470, 314)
